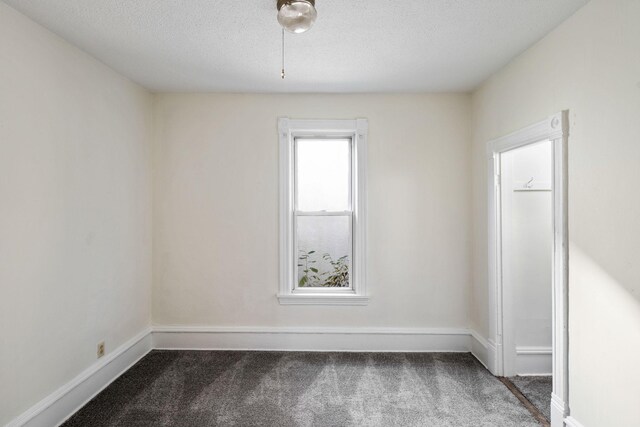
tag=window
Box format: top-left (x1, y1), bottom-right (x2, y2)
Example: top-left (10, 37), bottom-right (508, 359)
top-left (278, 119), bottom-right (368, 305)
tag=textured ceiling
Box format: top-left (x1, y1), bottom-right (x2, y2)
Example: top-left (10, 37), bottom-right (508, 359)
top-left (3, 0), bottom-right (588, 92)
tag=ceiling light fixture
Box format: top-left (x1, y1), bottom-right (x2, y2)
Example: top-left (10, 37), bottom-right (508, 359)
top-left (277, 0), bottom-right (317, 34)
top-left (277, 0), bottom-right (317, 79)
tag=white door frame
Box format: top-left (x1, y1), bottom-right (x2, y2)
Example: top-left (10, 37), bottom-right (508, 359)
top-left (486, 111), bottom-right (569, 427)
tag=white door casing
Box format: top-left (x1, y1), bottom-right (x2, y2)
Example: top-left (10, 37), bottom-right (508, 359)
top-left (486, 111), bottom-right (569, 427)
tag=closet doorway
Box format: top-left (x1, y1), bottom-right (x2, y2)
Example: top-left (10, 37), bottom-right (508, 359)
top-left (486, 112), bottom-right (569, 427)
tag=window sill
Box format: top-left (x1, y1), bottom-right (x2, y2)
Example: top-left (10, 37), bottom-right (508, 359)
top-left (277, 293), bottom-right (370, 306)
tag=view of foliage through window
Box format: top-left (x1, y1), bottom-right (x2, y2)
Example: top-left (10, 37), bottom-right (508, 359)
top-left (298, 250), bottom-right (349, 287)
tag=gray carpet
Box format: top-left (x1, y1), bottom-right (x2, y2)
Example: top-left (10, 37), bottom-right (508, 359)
top-left (63, 351), bottom-right (541, 427)
top-left (509, 376), bottom-right (552, 422)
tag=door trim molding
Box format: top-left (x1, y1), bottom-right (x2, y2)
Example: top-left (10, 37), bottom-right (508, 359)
top-left (486, 111), bottom-right (569, 427)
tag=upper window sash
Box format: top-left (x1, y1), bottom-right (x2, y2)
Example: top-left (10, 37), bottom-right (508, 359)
top-left (294, 137), bottom-right (353, 213)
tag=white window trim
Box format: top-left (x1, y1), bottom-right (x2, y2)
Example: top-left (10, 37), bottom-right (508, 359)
top-left (278, 118), bottom-right (369, 305)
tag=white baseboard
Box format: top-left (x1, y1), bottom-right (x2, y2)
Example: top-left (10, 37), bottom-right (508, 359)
top-left (6, 328), bottom-right (152, 427)
top-left (469, 330), bottom-right (489, 369)
top-left (564, 416), bottom-right (586, 427)
top-left (469, 330), bottom-right (497, 373)
top-left (8, 326), bottom-right (492, 427)
top-left (152, 326), bottom-right (472, 352)
top-left (550, 392), bottom-right (568, 427)
top-left (515, 346), bottom-right (552, 375)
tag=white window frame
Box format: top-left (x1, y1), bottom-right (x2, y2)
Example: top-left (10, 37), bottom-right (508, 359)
top-left (278, 118), bottom-right (369, 305)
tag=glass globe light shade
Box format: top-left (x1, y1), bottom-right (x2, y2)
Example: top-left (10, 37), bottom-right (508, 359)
top-left (277, 0), bottom-right (317, 34)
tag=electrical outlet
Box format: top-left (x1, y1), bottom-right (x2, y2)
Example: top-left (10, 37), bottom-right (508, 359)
top-left (97, 341), bottom-right (105, 358)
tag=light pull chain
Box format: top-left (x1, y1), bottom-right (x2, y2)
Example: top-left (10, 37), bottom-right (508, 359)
top-left (281, 28), bottom-right (286, 79)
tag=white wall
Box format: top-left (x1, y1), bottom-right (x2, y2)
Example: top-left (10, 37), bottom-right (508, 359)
top-left (501, 141), bottom-right (553, 375)
top-left (0, 3), bottom-right (153, 425)
top-left (153, 94), bottom-right (472, 329)
top-left (471, 0), bottom-right (640, 425)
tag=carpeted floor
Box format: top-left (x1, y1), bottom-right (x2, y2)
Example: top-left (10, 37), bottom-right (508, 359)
top-left (63, 351), bottom-right (541, 427)
top-left (508, 376), bottom-right (552, 422)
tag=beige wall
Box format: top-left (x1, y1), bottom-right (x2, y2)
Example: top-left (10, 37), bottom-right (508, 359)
top-left (0, 3), bottom-right (153, 425)
top-left (471, 0), bottom-right (640, 425)
top-left (153, 93), bottom-right (472, 329)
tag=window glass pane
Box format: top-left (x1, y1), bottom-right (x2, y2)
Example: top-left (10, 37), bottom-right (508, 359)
top-left (296, 215), bottom-right (351, 288)
top-left (296, 138), bottom-right (350, 211)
